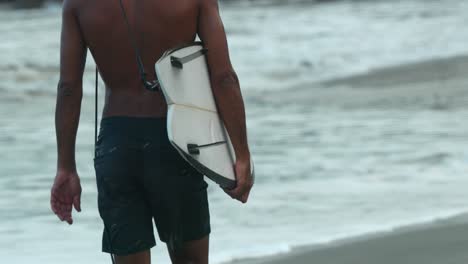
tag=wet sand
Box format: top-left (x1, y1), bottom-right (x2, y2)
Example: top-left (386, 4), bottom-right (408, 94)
top-left (232, 214), bottom-right (468, 264)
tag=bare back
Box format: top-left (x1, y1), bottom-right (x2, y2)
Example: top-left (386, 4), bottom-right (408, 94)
top-left (76, 0), bottom-right (200, 117)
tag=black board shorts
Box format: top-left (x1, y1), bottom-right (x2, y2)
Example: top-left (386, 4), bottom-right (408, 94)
top-left (93, 116), bottom-right (210, 255)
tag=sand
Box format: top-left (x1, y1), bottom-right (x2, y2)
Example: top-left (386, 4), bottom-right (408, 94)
top-left (232, 214), bottom-right (468, 264)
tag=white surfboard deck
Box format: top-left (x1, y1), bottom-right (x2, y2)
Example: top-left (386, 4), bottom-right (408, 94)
top-left (156, 42), bottom-right (251, 189)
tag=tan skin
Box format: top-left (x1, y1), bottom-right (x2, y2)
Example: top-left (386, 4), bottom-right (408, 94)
top-left (50, 0), bottom-right (252, 263)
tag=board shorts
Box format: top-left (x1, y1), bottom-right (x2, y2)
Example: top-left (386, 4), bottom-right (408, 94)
top-left (93, 116), bottom-right (211, 255)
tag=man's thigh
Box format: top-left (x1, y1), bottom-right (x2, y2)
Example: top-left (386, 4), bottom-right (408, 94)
top-left (167, 235), bottom-right (209, 264)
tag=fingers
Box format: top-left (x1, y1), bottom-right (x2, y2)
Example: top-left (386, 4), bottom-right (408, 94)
top-left (51, 200), bottom-right (60, 216)
top-left (73, 195), bottom-right (81, 212)
top-left (223, 188), bottom-right (239, 201)
top-left (223, 188), bottom-right (237, 199)
top-left (57, 203), bottom-right (73, 224)
top-left (50, 172), bottom-right (82, 225)
top-left (241, 188), bottom-right (252, 203)
top-left (226, 160), bottom-right (254, 203)
top-left (224, 182), bottom-right (251, 203)
top-left (224, 167), bottom-right (254, 203)
top-left (51, 192), bottom-right (74, 225)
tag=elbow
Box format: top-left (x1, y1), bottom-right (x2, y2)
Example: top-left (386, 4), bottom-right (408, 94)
top-left (57, 80), bottom-right (83, 99)
top-left (212, 70), bottom-right (239, 90)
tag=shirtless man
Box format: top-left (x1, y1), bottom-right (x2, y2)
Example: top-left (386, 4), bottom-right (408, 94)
top-left (50, 0), bottom-right (253, 263)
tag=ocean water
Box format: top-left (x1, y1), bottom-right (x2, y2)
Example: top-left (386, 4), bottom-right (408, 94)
top-left (1, 0), bottom-right (468, 263)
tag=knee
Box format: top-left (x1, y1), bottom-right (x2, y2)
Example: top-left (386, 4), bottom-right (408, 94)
top-left (170, 253), bottom-right (207, 264)
top-left (169, 236), bottom-right (209, 264)
top-left (170, 249), bottom-right (208, 264)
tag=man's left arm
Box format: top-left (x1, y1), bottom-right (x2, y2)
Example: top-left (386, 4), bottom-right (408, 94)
top-left (51, 0), bottom-right (87, 225)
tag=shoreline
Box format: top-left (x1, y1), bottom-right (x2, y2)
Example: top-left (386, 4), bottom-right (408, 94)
top-left (261, 54), bottom-right (468, 110)
top-left (321, 54), bottom-right (468, 89)
top-left (228, 212), bottom-right (468, 264)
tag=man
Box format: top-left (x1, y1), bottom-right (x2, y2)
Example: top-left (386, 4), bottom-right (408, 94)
top-left (50, 0), bottom-right (253, 263)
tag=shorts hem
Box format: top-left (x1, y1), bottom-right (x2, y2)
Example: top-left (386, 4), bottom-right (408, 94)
top-left (102, 241), bottom-right (156, 256)
top-left (160, 227), bottom-right (211, 244)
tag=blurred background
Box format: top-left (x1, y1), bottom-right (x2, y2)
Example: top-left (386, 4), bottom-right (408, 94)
top-left (1, 0), bottom-right (468, 263)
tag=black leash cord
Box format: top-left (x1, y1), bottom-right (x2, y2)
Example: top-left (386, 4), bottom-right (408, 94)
top-left (117, 0), bottom-right (160, 92)
top-left (117, 0), bottom-right (147, 82)
top-left (95, 68), bottom-right (116, 264)
top-left (95, 68), bottom-right (98, 151)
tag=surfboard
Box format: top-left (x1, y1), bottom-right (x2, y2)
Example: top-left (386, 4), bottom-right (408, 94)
top-left (155, 42), bottom-right (253, 189)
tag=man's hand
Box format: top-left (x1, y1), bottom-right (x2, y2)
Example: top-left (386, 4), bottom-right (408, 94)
top-left (224, 158), bottom-right (254, 203)
top-left (50, 170), bottom-right (82, 225)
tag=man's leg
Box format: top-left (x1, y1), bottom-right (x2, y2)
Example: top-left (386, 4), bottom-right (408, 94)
top-left (167, 236), bottom-right (209, 264)
top-left (115, 250), bottom-right (151, 264)
top-left (140, 119), bottom-right (211, 264)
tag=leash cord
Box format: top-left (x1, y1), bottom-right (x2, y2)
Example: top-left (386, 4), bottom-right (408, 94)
top-left (117, 0), bottom-right (147, 82)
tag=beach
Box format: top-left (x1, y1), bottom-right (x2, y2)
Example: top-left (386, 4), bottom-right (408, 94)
top-left (1, 1), bottom-right (468, 263)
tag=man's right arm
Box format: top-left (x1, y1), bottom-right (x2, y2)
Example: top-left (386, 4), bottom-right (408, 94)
top-left (51, 0), bottom-right (86, 224)
top-left (197, 0), bottom-right (253, 203)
